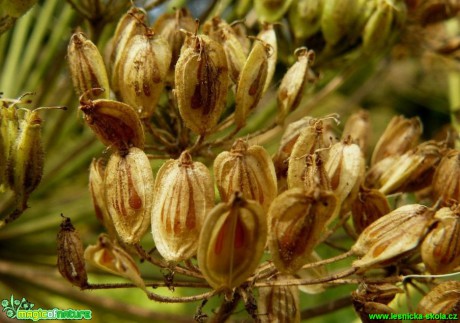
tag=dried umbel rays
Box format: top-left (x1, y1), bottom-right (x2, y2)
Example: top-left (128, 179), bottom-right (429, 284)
top-left (258, 275), bottom-right (300, 323)
top-left (104, 147), bottom-right (153, 244)
top-left (421, 205), bottom-right (460, 274)
top-left (79, 88), bottom-right (145, 151)
top-left (268, 188), bottom-right (338, 273)
top-left (175, 32), bottom-right (229, 135)
top-left (198, 193), bottom-right (267, 290)
top-left (151, 151), bottom-right (214, 263)
top-left (57, 215), bottom-right (88, 289)
top-left (351, 204), bottom-right (435, 270)
top-left (67, 32), bottom-right (110, 100)
top-left (214, 139), bottom-right (277, 212)
top-left (417, 281), bottom-right (460, 319)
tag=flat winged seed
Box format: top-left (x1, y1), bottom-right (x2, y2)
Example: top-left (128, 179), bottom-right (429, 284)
top-left (351, 186), bottom-right (391, 234)
top-left (235, 39), bottom-right (270, 128)
top-left (197, 193), bottom-right (267, 290)
top-left (417, 281), bottom-right (460, 319)
top-left (371, 115), bottom-right (422, 166)
top-left (421, 206), bottom-right (460, 274)
top-left (214, 139), bottom-right (277, 212)
top-left (352, 204), bottom-right (434, 270)
top-left (277, 48), bottom-right (314, 124)
top-left (67, 32), bottom-right (110, 100)
top-left (57, 215), bottom-right (88, 288)
top-left (342, 110), bottom-right (370, 157)
top-left (151, 151), bottom-right (214, 263)
top-left (432, 149), bottom-right (460, 205)
top-left (118, 32), bottom-right (172, 118)
top-left (268, 188), bottom-right (338, 273)
top-left (79, 94), bottom-right (145, 151)
top-left (84, 234), bottom-right (146, 290)
top-left (175, 34), bottom-right (228, 135)
top-left (104, 147), bottom-right (153, 244)
top-left (257, 23), bottom-right (277, 94)
top-left (258, 275), bottom-right (300, 323)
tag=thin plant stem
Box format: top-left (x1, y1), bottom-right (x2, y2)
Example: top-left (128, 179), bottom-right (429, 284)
top-left (300, 250), bottom-right (355, 270)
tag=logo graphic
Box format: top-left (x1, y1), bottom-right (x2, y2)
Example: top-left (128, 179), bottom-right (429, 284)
top-left (1, 295), bottom-right (92, 321)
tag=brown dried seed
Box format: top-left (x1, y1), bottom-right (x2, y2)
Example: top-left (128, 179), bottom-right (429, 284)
top-left (57, 215), bottom-right (88, 288)
top-left (417, 281), bottom-right (460, 320)
top-left (421, 205), bottom-right (460, 274)
top-left (235, 39), bottom-right (270, 128)
top-left (351, 186), bottom-right (391, 234)
top-left (258, 275), bottom-right (300, 323)
top-left (432, 149), bottom-right (460, 205)
top-left (342, 110), bottom-right (370, 157)
top-left (197, 193), bottom-right (267, 290)
top-left (79, 91), bottom-right (145, 151)
top-left (67, 32), bottom-right (110, 100)
top-left (175, 33), bottom-right (229, 135)
top-left (151, 151), bottom-right (214, 263)
top-left (105, 147), bottom-right (153, 244)
top-left (352, 204), bottom-right (435, 270)
top-left (84, 234), bottom-right (145, 290)
top-left (268, 188), bottom-right (338, 273)
top-left (257, 23), bottom-right (277, 93)
top-left (214, 139), bottom-right (277, 212)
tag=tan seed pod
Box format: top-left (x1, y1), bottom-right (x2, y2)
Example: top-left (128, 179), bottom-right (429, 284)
top-left (258, 275), bottom-right (300, 323)
top-left (231, 22), bottom-right (251, 56)
top-left (214, 139), bottom-right (277, 212)
top-left (257, 23), bottom-right (277, 93)
top-left (109, 7), bottom-right (148, 96)
top-left (117, 31), bottom-right (172, 118)
top-left (351, 186), bottom-right (391, 234)
top-left (57, 215), bottom-right (88, 288)
top-left (342, 110), bottom-right (371, 157)
top-left (203, 17), bottom-right (247, 85)
top-left (352, 204), bottom-right (434, 270)
top-left (84, 234), bottom-right (145, 290)
top-left (432, 149), bottom-right (460, 205)
top-left (79, 91), bottom-right (145, 151)
top-left (417, 281), bottom-right (460, 320)
top-left (67, 32), bottom-right (110, 100)
top-left (197, 193), bottom-right (267, 290)
top-left (371, 115), bottom-right (422, 166)
top-left (302, 153), bottom-right (331, 192)
top-left (287, 119), bottom-right (330, 190)
top-left (151, 151), bottom-right (214, 263)
top-left (235, 39), bottom-right (270, 128)
top-left (254, 0), bottom-right (295, 22)
top-left (421, 205), bottom-right (460, 274)
top-left (105, 147), bottom-right (153, 244)
top-left (175, 33), bottom-right (229, 135)
top-left (277, 47), bottom-right (315, 124)
top-left (268, 188), bottom-right (338, 273)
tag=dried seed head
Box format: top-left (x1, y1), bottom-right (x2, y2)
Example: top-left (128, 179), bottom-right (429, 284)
top-left (258, 275), bottom-right (300, 323)
top-left (109, 7), bottom-right (148, 96)
top-left (254, 0), bottom-right (295, 22)
top-left (302, 153), bottom-right (331, 192)
top-left (197, 193), bottom-right (267, 290)
top-left (203, 17), bottom-right (247, 85)
top-left (371, 115), bottom-right (422, 166)
top-left (152, 8), bottom-right (195, 80)
top-left (105, 147), bottom-right (153, 244)
top-left (214, 139), bottom-right (277, 212)
top-left (84, 234), bottom-right (145, 290)
top-left (89, 158), bottom-right (117, 238)
top-left (79, 92), bottom-right (145, 151)
top-left (151, 151), bottom-right (214, 263)
top-left (421, 205), bottom-right (460, 274)
top-left (67, 32), bottom-right (110, 100)
top-left (351, 186), bottom-right (391, 234)
top-left (277, 48), bottom-right (315, 124)
top-left (417, 281), bottom-right (460, 317)
top-left (257, 23), bottom-right (277, 93)
top-left (432, 149), bottom-right (460, 205)
top-left (268, 188), bottom-right (338, 273)
top-left (352, 204), bottom-right (434, 270)
top-left (289, 0), bottom-right (323, 40)
top-left (175, 33), bottom-right (229, 135)
top-left (287, 118), bottom-right (331, 190)
top-left (117, 32), bottom-right (172, 118)
top-left (342, 110), bottom-right (371, 157)
top-left (57, 215), bottom-right (88, 288)
top-left (376, 140), bottom-right (445, 195)
top-left (235, 39), bottom-right (270, 128)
